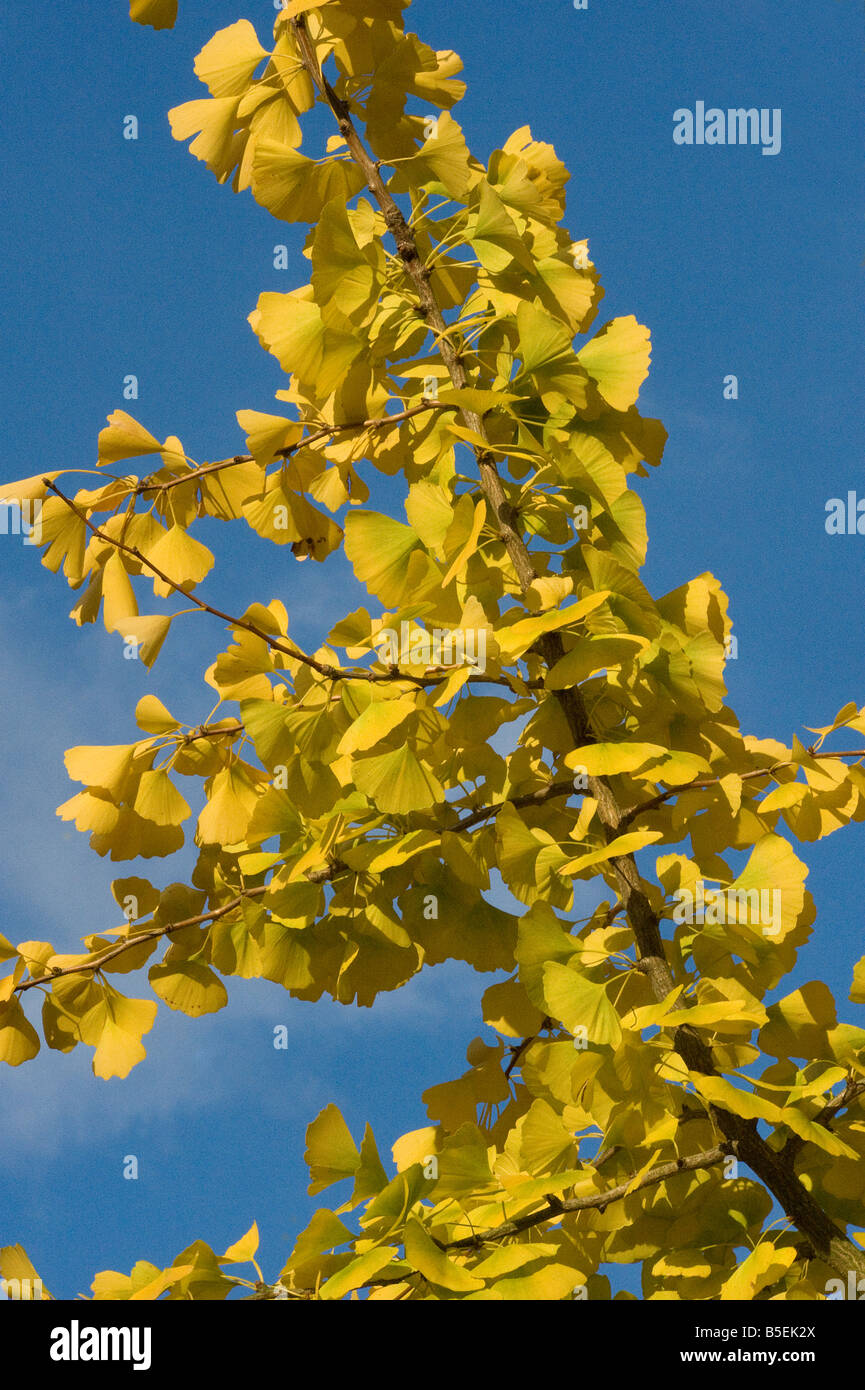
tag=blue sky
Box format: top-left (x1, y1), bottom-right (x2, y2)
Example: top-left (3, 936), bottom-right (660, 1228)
top-left (0, 0), bottom-right (863, 1299)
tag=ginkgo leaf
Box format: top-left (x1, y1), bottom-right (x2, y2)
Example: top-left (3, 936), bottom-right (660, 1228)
top-left (559, 829), bottom-right (663, 875)
top-left (135, 695), bottom-right (181, 735)
top-left (312, 199), bottom-right (380, 321)
top-left (168, 97), bottom-right (243, 179)
top-left (235, 410), bottom-right (303, 467)
top-left (691, 1075), bottom-right (783, 1125)
top-left (129, 0), bottom-right (177, 30)
top-left (0, 1000), bottom-right (41, 1067)
top-left (145, 525), bottom-right (215, 595)
top-left (546, 635), bottom-right (647, 689)
top-left (468, 181), bottom-right (534, 274)
top-left (197, 764), bottom-right (260, 845)
top-left (577, 316), bottom-right (651, 412)
top-left (87, 994), bottom-right (158, 1081)
top-left (344, 511), bottom-right (421, 607)
top-left (221, 1222), bottom-right (260, 1265)
top-left (778, 1106), bottom-right (857, 1160)
top-left (564, 741), bottom-right (667, 777)
top-left (392, 111), bottom-right (479, 199)
top-left (193, 20), bottom-right (269, 98)
top-left (251, 141), bottom-right (365, 225)
top-left (0, 471), bottom-right (61, 503)
top-left (149, 962), bottom-right (228, 1017)
top-left (493, 592), bottom-right (610, 662)
top-left (305, 1104), bottom-right (361, 1195)
top-left (65, 743), bottom-right (136, 795)
top-left (134, 770), bottom-right (191, 827)
top-left (760, 981), bottom-right (837, 1060)
top-left (541, 962), bottom-right (622, 1047)
top-left (110, 615), bottom-right (173, 667)
top-left (97, 411), bottom-right (163, 465)
top-left (318, 1248), bottom-right (395, 1300)
top-left (127, 1265), bottom-right (196, 1301)
top-left (719, 1244), bottom-right (798, 1301)
top-left (0, 1245), bottom-right (50, 1298)
top-left (515, 302), bottom-right (589, 408)
top-left (337, 697), bottom-right (416, 755)
top-left (727, 834), bottom-right (809, 939)
top-left (403, 1218), bottom-right (484, 1292)
top-left (353, 744), bottom-right (443, 814)
top-left (100, 553), bottom-right (138, 631)
top-left (249, 289), bottom-right (363, 394)
top-left (282, 1210), bottom-right (355, 1274)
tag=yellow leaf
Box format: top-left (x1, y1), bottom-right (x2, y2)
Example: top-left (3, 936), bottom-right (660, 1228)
top-left (577, 316), bottom-right (651, 412)
top-left (64, 743), bottom-right (136, 795)
top-left (221, 1222), bottom-right (260, 1265)
top-left (778, 1107), bottom-right (857, 1160)
top-left (546, 635), bottom-right (647, 689)
top-left (109, 615), bottom-right (173, 667)
top-left (344, 511), bottom-right (421, 607)
top-left (0, 1000), bottom-right (40, 1067)
top-left (149, 962), bottom-right (228, 1017)
top-left (129, 0), bottom-right (177, 28)
top-left (493, 591), bottom-right (610, 661)
top-left (560, 829), bottom-right (662, 875)
top-left (197, 764), bottom-right (260, 845)
top-left (145, 525), bottom-right (215, 595)
top-left (565, 741), bottom-right (667, 777)
top-left (337, 696), bottom-right (416, 755)
top-left (403, 1218), bottom-right (484, 1292)
top-left (691, 1074), bottom-right (783, 1124)
top-left (128, 1265), bottom-right (195, 1300)
top-left (720, 1244), bottom-right (798, 1301)
top-left (515, 301), bottom-right (589, 408)
top-left (100, 553), bottom-right (138, 631)
top-left (89, 994), bottom-right (158, 1081)
top-left (135, 695), bottom-right (181, 734)
top-left (235, 410), bottom-right (302, 467)
top-left (97, 410), bottom-right (163, 465)
top-left (311, 199), bottom-right (379, 321)
top-left (251, 142), bottom-right (365, 225)
top-left (193, 20), bottom-right (268, 98)
top-left (134, 770), bottom-right (191, 827)
top-left (392, 1127), bottom-right (438, 1173)
top-left (318, 1247), bottom-right (395, 1300)
top-left (305, 1104), bottom-right (360, 1195)
top-left (541, 962), bottom-right (622, 1047)
top-left (353, 744), bottom-right (443, 814)
top-left (168, 97), bottom-right (242, 179)
top-left (0, 471), bottom-right (61, 504)
top-left (0, 1245), bottom-right (50, 1299)
top-left (249, 288), bottom-right (363, 393)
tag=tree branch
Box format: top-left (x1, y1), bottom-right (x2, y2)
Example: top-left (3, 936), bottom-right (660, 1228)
top-left (43, 479), bottom-right (527, 693)
top-left (442, 1147), bottom-right (730, 1251)
top-left (285, 15), bottom-right (865, 1279)
top-left (132, 402), bottom-right (455, 497)
top-left (15, 887), bottom-right (269, 994)
top-left (781, 1076), bottom-right (865, 1164)
top-left (619, 752), bottom-right (865, 830)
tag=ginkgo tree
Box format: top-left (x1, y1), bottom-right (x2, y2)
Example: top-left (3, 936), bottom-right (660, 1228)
top-left (2, 0), bottom-right (865, 1303)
